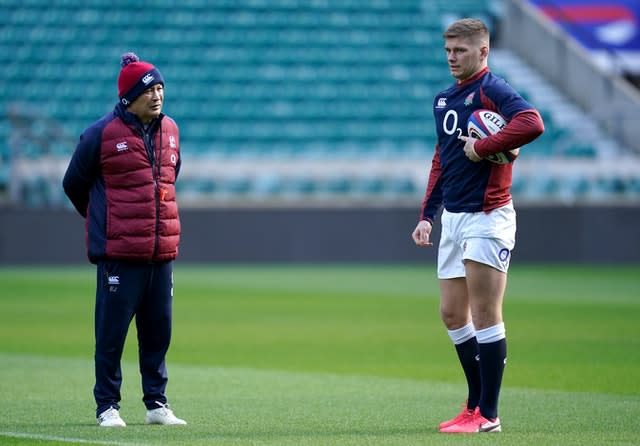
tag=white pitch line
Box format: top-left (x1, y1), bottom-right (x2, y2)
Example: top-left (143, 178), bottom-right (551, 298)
top-left (0, 431), bottom-right (153, 446)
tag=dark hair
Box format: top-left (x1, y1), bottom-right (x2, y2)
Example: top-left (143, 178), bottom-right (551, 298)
top-left (443, 18), bottom-right (489, 44)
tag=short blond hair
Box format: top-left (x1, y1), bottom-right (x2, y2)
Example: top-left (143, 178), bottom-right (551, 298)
top-left (443, 18), bottom-right (490, 46)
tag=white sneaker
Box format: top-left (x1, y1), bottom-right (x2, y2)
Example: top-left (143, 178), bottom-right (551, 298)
top-left (145, 402), bottom-right (187, 425)
top-left (97, 407), bottom-right (126, 427)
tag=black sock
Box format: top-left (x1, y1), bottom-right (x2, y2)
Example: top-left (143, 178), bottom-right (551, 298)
top-left (455, 337), bottom-right (481, 410)
top-left (478, 338), bottom-right (507, 420)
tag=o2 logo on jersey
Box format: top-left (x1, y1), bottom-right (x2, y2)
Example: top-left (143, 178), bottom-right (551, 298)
top-left (442, 110), bottom-right (464, 140)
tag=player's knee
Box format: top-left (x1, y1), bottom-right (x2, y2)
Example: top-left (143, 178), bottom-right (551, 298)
top-left (440, 307), bottom-right (469, 330)
top-left (471, 309), bottom-right (503, 330)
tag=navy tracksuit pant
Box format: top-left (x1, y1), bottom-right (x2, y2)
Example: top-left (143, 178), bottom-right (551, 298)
top-left (94, 260), bottom-right (173, 417)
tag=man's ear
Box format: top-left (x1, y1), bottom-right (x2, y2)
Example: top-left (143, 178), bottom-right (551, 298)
top-left (480, 45), bottom-right (489, 61)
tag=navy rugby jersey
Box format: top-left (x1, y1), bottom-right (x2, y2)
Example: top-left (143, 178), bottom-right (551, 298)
top-left (420, 67), bottom-right (544, 222)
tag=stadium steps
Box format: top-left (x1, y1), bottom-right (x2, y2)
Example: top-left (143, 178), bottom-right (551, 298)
top-left (491, 49), bottom-right (626, 159)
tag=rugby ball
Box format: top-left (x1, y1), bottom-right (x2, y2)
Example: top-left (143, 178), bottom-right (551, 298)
top-left (467, 109), bottom-right (520, 164)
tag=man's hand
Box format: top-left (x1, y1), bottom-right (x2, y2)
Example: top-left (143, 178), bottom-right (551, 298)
top-left (460, 135), bottom-right (482, 162)
top-left (412, 220), bottom-right (434, 248)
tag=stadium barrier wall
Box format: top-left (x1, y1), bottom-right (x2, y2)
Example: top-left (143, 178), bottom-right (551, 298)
top-left (0, 206), bottom-right (638, 264)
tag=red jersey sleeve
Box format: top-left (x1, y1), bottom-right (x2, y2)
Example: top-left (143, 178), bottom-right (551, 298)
top-left (473, 109), bottom-right (545, 158)
top-left (419, 144), bottom-right (443, 222)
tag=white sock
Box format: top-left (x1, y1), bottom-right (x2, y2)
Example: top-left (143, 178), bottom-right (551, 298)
top-left (476, 323), bottom-right (506, 344)
top-left (447, 322), bottom-right (476, 345)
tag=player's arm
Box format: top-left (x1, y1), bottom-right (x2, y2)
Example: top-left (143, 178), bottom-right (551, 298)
top-left (63, 127), bottom-right (101, 218)
top-left (413, 146), bottom-right (442, 247)
top-left (473, 109), bottom-right (544, 158)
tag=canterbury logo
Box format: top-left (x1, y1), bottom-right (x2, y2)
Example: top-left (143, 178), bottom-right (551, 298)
top-left (142, 74), bottom-right (154, 84)
top-left (436, 97), bottom-right (447, 108)
top-left (116, 141), bottom-right (128, 152)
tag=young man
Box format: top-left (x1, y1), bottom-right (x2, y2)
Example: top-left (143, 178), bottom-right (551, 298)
top-left (412, 19), bottom-right (544, 433)
top-left (63, 52), bottom-right (186, 427)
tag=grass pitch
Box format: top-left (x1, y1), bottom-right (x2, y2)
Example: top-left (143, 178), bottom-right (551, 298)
top-left (0, 264), bottom-right (638, 445)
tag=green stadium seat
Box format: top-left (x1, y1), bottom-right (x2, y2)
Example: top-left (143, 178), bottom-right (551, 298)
top-left (2, 0), bottom-right (626, 206)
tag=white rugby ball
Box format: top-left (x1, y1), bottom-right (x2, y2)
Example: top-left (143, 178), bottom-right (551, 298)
top-left (467, 109), bottom-right (520, 164)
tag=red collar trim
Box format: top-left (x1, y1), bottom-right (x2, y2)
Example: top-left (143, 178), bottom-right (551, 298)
top-left (456, 67), bottom-right (489, 87)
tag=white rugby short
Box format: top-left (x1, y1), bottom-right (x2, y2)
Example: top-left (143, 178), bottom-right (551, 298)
top-left (437, 202), bottom-right (516, 279)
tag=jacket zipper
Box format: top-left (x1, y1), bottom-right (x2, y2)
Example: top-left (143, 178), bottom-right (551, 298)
top-left (154, 129), bottom-right (163, 258)
top-left (144, 123), bottom-right (162, 260)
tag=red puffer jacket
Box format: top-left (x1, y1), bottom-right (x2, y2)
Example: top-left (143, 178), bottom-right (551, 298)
top-left (63, 103), bottom-right (181, 263)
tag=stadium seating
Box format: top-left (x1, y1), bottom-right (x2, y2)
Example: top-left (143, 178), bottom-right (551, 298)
top-left (1, 0), bottom-right (638, 207)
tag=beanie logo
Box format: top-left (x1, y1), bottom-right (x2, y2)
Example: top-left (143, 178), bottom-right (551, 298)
top-left (142, 73), bottom-right (154, 85)
top-left (116, 141), bottom-right (128, 152)
top-left (121, 98), bottom-right (129, 106)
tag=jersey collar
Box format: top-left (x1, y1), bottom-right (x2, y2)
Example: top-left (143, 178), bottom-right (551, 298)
top-left (456, 67), bottom-right (489, 88)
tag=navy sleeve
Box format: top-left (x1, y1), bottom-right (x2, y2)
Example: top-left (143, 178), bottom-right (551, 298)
top-left (62, 125), bottom-right (102, 217)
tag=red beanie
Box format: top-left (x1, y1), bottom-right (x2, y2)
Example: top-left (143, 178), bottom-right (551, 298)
top-left (117, 52), bottom-right (164, 106)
